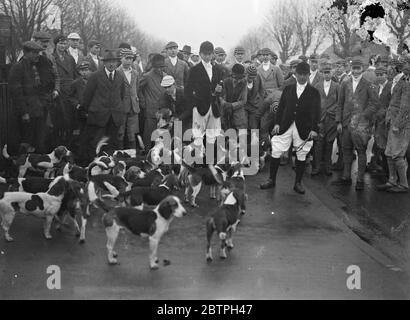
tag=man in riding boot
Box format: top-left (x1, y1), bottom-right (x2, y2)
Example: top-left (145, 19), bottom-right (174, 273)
top-left (260, 61), bottom-right (321, 194)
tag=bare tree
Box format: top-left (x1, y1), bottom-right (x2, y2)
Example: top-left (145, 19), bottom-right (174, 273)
top-left (384, 0), bottom-right (410, 54)
top-left (0, 0), bottom-right (53, 61)
top-left (318, 0), bottom-right (360, 58)
top-left (237, 27), bottom-right (268, 59)
top-left (264, 0), bottom-right (300, 63)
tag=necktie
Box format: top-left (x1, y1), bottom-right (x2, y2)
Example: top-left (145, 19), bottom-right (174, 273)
top-left (109, 72), bottom-right (114, 82)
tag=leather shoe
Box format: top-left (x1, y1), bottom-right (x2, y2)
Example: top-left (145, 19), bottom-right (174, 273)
top-left (331, 178), bottom-right (352, 186)
top-left (293, 183), bottom-right (305, 194)
top-left (260, 179), bottom-right (275, 190)
top-left (376, 182), bottom-right (395, 191)
top-left (355, 181), bottom-right (364, 191)
top-left (386, 186), bottom-right (409, 193)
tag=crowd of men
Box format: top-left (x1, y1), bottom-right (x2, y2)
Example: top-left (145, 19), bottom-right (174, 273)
top-left (6, 30), bottom-right (410, 194)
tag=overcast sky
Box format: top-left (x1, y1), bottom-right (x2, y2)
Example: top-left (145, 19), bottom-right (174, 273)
top-left (117, 0), bottom-right (273, 52)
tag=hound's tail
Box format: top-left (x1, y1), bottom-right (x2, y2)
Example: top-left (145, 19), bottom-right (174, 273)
top-left (96, 137), bottom-right (110, 156)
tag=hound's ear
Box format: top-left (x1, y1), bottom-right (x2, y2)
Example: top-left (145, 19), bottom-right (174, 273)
top-left (224, 192), bottom-right (237, 206)
top-left (159, 197), bottom-right (176, 219)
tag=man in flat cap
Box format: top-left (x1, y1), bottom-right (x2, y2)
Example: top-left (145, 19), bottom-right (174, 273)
top-left (367, 66), bottom-right (391, 177)
top-left (232, 46), bottom-right (246, 67)
top-left (219, 63), bottom-right (248, 131)
top-left (332, 58), bottom-right (379, 191)
top-left (117, 48), bottom-right (141, 150)
top-left (83, 40), bottom-right (102, 72)
top-left (245, 65), bottom-right (262, 131)
top-left (281, 59), bottom-right (300, 90)
top-left (67, 33), bottom-right (83, 64)
top-left (377, 58), bottom-right (410, 193)
top-left (139, 54), bottom-right (167, 148)
top-left (309, 53), bottom-right (323, 87)
top-left (8, 41), bottom-right (51, 153)
top-left (51, 35), bottom-right (77, 147)
top-left (183, 40), bottom-right (224, 147)
top-left (68, 61), bottom-right (91, 157)
top-left (260, 61), bottom-right (321, 194)
top-left (257, 47), bottom-right (285, 151)
top-left (164, 41), bottom-right (189, 94)
top-left (311, 62), bottom-right (340, 176)
top-left (81, 50), bottom-right (125, 162)
top-left (214, 47), bottom-right (230, 79)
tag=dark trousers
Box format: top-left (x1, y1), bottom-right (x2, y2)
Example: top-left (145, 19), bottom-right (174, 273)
top-left (342, 128), bottom-right (370, 182)
top-left (78, 116), bottom-right (120, 165)
top-left (20, 116), bottom-right (47, 153)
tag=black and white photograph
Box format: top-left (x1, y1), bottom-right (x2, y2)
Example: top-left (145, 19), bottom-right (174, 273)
top-left (0, 0), bottom-right (410, 304)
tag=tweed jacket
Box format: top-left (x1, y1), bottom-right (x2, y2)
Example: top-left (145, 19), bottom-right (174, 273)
top-left (164, 57), bottom-right (190, 89)
top-left (117, 65), bottom-right (140, 114)
top-left (281, 75), bottom-right (297, 90)
top-left (386, 75), bottom-right (407, 125)
top-left (257, 64), bottom-right (284, 97)
top-left (8, 57), bottom-right (55, 118)
top-left (375, 81), bottom-right (392, 122)
top-left (309, 70), bottom-right (323, 88)
top-left (139, 69), bottom-right (165, 118)
top-left (68, 77), bottom-right (87, 108)
top-left (314, 80), bottom-right (340, 121)
top-left (275, 83), bottom-right (321, 140)
top-left (336, 76), bottom-right (380, 128)
top-left (53, 51), bottom-right (77, 96)
top-left (82, 69), bottom-right (126, 127)
top-left (394, 78), bottom-right (410, 130)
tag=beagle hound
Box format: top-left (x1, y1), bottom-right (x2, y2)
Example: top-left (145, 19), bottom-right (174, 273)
top-left (206, 190), bottom-right (247, 262)
top-left (0, 175), bottom-right (84, 241)
top-left (102, 195), bottom-right (187, 269)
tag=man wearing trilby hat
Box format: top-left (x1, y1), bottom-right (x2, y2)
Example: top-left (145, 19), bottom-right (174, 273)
top-left (81, 49), bottom-right (125, 162)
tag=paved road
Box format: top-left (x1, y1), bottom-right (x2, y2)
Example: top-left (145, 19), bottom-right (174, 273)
top-left (1, 166), bottom-right (409, 299)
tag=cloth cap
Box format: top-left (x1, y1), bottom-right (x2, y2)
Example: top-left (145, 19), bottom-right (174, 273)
top-left (234, 46), bottom-right (246, 55)
top-left (259, 48), bottom-right (272, 56)
top-left (101, 49), bottom-right (121, 61)
top-left (120, 48), bottom-right (135, 59)
top-left (119, 42), bottom-right (131, 49)
top-left (54, 35), bottom-right (67, 45)
top-left (152, 54), bottom-right (166, 68)
top-left (32, 31), bottom-right (51, 41)
top-left (77, 61), bottom-right (90, 70)
top-left (290, 59), bottom-right (302, 67)
top-left (88, 40), bottom-right (101, 48)
top-left (214, 47), bottom-right (226, 55)
top-left (181, 45), bottom-right (192, 54)
top-left (309, 53), bottom-right (320, 62)
top-left (375, 66), bottom-right (388, 75)
top-left (67, 33), bottom-right (81, 40)
top-left (22, 41), bottom-right (43, 52)
top-left (298, 55), bottom-right (308, 62)
top-left (165, 41), bottom-right (178, 49)
top-left (200, 41), bottom-right (214, 54)
top-left (246, 65), bottom-right (258, 78)
top-left (161, 75), bottom-right (175, 87)
top-left (320, 62), bottom-right (332, 72)
top-left (351, 58), bottom-right (364, 67)
top-left (295, 61), bottom-right (311, 75)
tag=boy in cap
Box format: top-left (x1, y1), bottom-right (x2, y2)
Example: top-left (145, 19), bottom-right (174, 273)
top-left (84, 40), bottom-right (102, 72)
top-left (244, 65), bottom-right (262, 130)
top-left (67, 33), bottom-right (83, 64)
top-left (311, 62), bottom-right (340, 176)
top-left (117, 48), bottom-right (141, 150)
top-left (367, 66), bottom-right (391, 176)
top-left (232, 46), bottom-right (246, 66)
top-left (139, 54), bottom-right (166, 148)
top-left (184, 40), bottom-right (224, 147)
top-left (164, 41), bottom-right (189, 93)
top-left (68, 61), bottom-right (90, 156)
top-left (214, 47), bottom-right (230, 79)
top-left (332, 58), bottom-right (379, 191)
top-left (257, 48), bottom-right (284, 94)
top-left (377, 58), bottom-right (410, 193)
top-left (52, 35), bottom-right (77, 147)
top-left (189, 51), bottom-right (201, 66)
top-left (8, 41), bottom-right (50, 153)
top-left (281, 59), bottom-right (300, 90)
top-left (260, 61), bottom-right (321, 194)
top-left (180, 45), bottom-right (193, 67)
top-left (81, 50), bottom-right (125, 162)
top-left (309, 53), bottom-right (323, 87)
top-left (219, 64), bottom-right (248, 131)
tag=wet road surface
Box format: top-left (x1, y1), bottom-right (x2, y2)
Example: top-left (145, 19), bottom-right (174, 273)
top-left (1, 166), bottom-right (409, 299)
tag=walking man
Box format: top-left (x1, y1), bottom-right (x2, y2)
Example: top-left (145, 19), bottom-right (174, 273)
top-left (260, 61), bottom-right (321, 194)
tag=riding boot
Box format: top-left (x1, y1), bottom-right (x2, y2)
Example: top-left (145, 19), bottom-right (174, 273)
top-left (294, 159), bottom-right (306, 194)
top-left (260, 157), bottom-right (280, 189)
